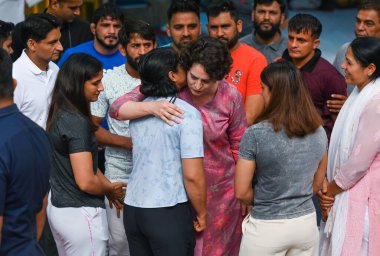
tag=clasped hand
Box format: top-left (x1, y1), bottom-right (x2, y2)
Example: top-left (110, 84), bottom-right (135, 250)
top-left (107, 182), bottom-right (127, 218)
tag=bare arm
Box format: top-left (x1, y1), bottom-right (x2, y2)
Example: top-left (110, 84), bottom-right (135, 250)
top-left (109, 86), bottom-right (184, 125)
top-left (36, 194), bottom-right (48, 240)
top-left (92, 116), bottom-right (132, 150)
top-left (235, 157), bottom-right (255, 205)
top-left (182, 158), bottom-right (207, 232)
top-left (245, 94), bottom-right (264, 126)
top-left (70, 152), bottom-right (125, 198)
top-left (118, 101), bottom-right (184, 126)
top-left (326, 180), bottom-right (344, 197)
top-left (313, 151), bottom-right (328, 194)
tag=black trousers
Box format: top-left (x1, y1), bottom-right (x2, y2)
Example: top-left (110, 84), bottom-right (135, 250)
top-left (124, 202), bottom-right (195, 256)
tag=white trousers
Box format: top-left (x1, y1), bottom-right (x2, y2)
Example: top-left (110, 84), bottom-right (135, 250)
top-left (239, 212), bottom-right (319, 256)
top-left (105, 190), bottom-right (130, 256)
top-left (47, 200), bottom-right (108, 256)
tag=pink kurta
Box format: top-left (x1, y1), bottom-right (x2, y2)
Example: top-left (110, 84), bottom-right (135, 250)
top-left (180, 80), bottom-right (247, 256)
top-left (333, 92), bottom-right (380, 256)
top-left (110, 81), bottom-right (247, 256)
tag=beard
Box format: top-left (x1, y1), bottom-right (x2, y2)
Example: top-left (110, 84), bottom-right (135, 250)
top-left (173, 36), bottom-right (192, 51)
top-left (126, 53), bottom-right (139, 71)
top-left (95, 33), bottom-right (119, 50)
top-left (253, 19), bottom-right (281, 40)
top-left (219, 32), bottom-right (239, 50)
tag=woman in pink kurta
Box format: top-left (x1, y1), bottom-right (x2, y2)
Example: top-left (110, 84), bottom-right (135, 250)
top-left (110, 37), bottom-right (247, 255)
top-left (319, 37), bottom-right (380, 256)
top-left (179, 80), bottom-right (246, 256)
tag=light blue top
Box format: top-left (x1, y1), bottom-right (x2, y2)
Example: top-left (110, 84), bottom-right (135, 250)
top-left (57, 40), bottom-right (125, 70)
top-left (125, 96), bottom-right (204, 208)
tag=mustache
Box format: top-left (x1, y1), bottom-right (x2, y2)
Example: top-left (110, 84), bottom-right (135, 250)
top-left (180, 36), bottom-right (192, 40)
top-left (259, 20), bottom-right (274, 26)
top-left (105, 35), bottom-right (118, 39)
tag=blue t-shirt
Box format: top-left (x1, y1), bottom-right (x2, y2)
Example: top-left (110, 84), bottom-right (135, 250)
top-left (57, 40), bottom-right (125, 70)
top-left (125, 97), bottom-right (204, 208)
top-left (0, 104), bottom-right (51, 255)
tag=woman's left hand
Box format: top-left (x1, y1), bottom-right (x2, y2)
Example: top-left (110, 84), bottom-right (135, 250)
top-left (107, 182), bottom-right (127, 201)
top-left (108, 198), bottom-right (124, 218)
top-left (241, 202), bottom-right (253, 216)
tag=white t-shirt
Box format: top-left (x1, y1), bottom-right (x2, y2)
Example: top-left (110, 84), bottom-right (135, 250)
top-left (13, 51), bottom-right (59, 129)
top-left (90, 64), bottom-right (140, 181)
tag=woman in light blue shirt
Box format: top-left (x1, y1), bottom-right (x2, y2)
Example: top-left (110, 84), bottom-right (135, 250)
top-left (123, 47), bottom-right (207, 256)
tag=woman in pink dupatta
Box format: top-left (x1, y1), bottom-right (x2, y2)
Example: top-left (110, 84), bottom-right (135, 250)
top-left (319, 37), bottom-right (380, 256)
top-left (110, 37), bottom-right (247, 256)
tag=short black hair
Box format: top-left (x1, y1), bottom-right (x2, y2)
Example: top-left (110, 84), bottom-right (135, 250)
top-left (0, 20), bottom-right (14, 46)
top-left (181, 36), bottom-right (232, 81)
top-left (350, 37), bottom-right (380, 81)
top-left (0, 48), bottom-right (13, 99)
top-left (167, 0), bottom-right (200, 22)
top-left (358, 1), bottom-right (380, 18)
top-left (253, 0), bottom-right (286, 14)
top-left (91, 3), bottom-right (124, 25)
top-left (21, 13), bottom-right (61, 49)
top-left (119, 19), bottom-right (156, 47)
top-left (206, 0), bottom-right (238, 22)
top-left (138, 47), bottom-right (179, 97)
top-left (288, 13), bottom-right (322, 39)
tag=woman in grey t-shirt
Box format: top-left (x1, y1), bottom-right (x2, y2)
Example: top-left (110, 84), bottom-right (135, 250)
top-left (46, 54), bottom-right (125, 256)
top-left (235, 61), bottom-right (327, 256)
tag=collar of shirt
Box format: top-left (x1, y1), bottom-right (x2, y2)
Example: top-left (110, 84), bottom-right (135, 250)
top-left (19, 50), bottom-right (55, 77)
top-left (252, 31), bottom-right (286, 51)
top-left (0, 104), bottom-right (18, 118)
top-left (282, 48), bottom-right (322, 72)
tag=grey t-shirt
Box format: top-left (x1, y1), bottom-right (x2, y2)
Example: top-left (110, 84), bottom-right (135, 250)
top-left (239, 121), bottom-right (327, 220)
top-left (49, 109), bottom-right (104, 208)
top-left (240, 34), bottom-right (288, 63)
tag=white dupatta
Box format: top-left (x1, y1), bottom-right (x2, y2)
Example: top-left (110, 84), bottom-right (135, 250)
top-left (320, 78), bottom-right (380, 255)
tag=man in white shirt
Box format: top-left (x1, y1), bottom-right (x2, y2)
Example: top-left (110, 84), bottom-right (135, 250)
top-left (90, 19), bottom-right (156, 256)
top-left (13, 13), bottom-right (63, 129)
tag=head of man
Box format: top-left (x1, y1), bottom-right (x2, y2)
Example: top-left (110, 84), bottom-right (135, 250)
top-left (119, 19), bottom-right (156, 71)
top-left (0, 48), bottom-right (14, 102)
top-left (287, 14), bottom-right (321, 66)
top-left (0, 21), bottom-right (14, 55)
top-left (22, 13), bottom-right (63, 66)
top-left (206, 0), bottom-right (241, 50)
top-left (253, 0), bottom-right (285, 40)
top-left (166, 0), bottom-right (201, 51)
top-left (49, 0), bottom-right (83, 23)
top-left (91, 3), bottom-right (124, 52)
top-left (355, 1), bottom-right (380, 38)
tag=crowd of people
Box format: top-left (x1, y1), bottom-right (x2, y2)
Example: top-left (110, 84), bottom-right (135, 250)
top-left (0, 0), bottom-right (379, 256)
